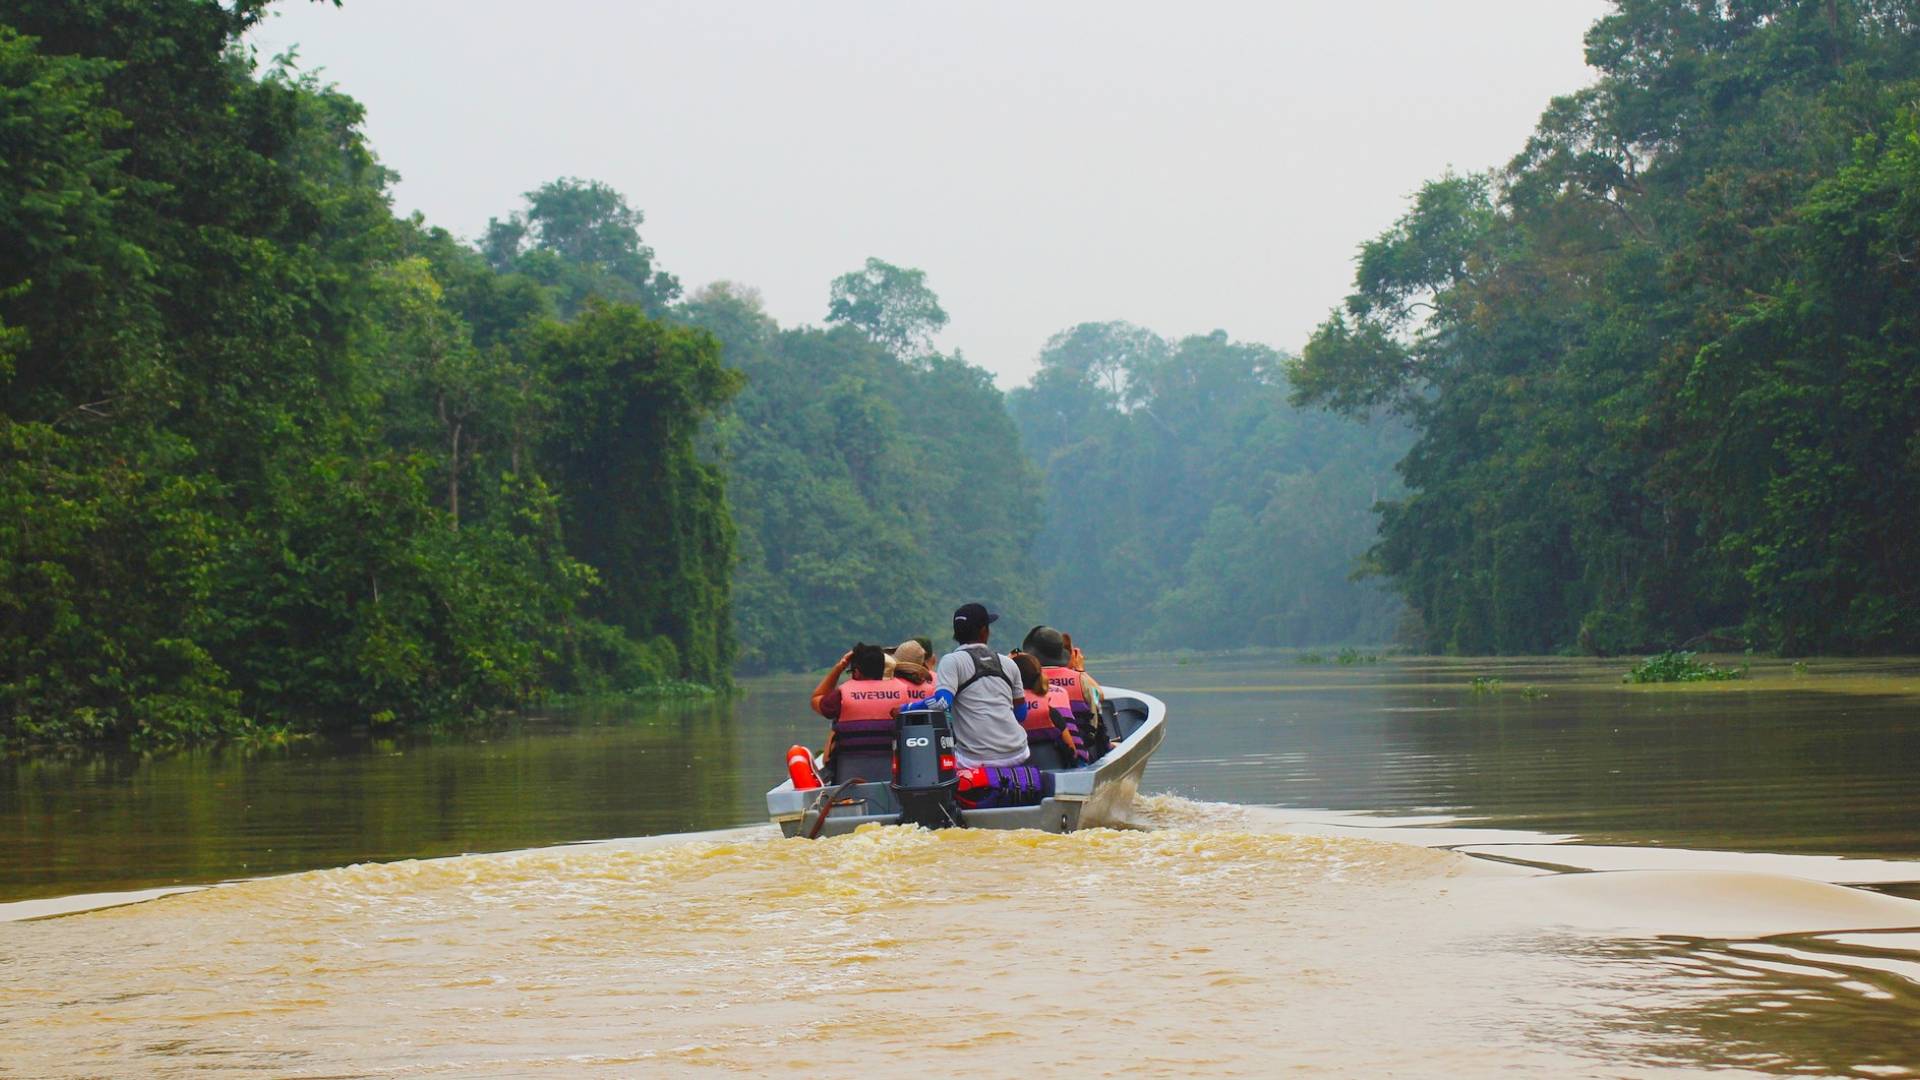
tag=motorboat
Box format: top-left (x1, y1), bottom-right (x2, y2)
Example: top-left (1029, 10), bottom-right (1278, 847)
top-left (766, 686), bottom-right (1165, 838)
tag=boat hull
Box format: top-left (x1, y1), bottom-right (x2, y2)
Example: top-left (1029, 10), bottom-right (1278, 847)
top-left (767, 687), bottom-right (1165, 838)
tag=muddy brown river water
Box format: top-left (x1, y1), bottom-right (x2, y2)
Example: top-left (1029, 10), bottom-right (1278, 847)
top-left (3, 654), bottom-right (1919, 1077)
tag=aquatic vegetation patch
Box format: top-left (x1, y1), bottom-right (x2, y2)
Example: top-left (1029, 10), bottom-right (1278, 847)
top-left (1469, 676), bottom-right (1504, 694)
top-left (1335, 648), bottom-right (1382, 666)
top-left (1518, 685), bottom-right (1548, 700)
top-left (1298, 652), bottom-right (1327, 664)
top-left (1622, 652), bottom-right (1746, 684)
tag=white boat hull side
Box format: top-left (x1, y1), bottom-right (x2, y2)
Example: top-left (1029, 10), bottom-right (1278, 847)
top-left (767, 688), bottom-right (1165, 837)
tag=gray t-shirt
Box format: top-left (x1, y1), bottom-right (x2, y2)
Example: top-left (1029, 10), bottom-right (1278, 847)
top-left (935, 645), bottom-right (1031, 766)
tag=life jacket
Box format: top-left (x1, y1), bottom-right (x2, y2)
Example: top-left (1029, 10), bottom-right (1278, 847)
top-left (893, 662), bottom-right (935, 688)
top-left (831, 676), bottom-right (922, 759)
top-left (1043, 665), bottom-right (1098, 763)
top-left (1020, 688), bottom-right (1071, 750)
top-left (954, 644), bottom-right (1016, 696)
top-left (955, 765), bottom-right (1053, 809)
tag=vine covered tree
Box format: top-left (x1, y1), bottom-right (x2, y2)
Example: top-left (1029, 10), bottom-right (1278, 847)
top-left (1, 2), bottom-right (737, 748)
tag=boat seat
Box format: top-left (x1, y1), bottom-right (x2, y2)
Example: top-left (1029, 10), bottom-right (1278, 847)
top-left (1106, 699), bottom-right (1146, 741)
top-left (1026, 742), bottom-right (1071, 771)
top-left (827, 750), bottom-right (892, 785)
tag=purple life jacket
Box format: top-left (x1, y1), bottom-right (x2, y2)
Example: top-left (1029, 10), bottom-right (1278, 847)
top-left (955, 765), bottom-right (1054, 809)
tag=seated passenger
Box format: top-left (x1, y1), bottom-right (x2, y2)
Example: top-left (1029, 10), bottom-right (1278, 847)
top-left (1022, 625), bottom-right (1108, 760)
top-left (887, 639), bottom-right (936, 688)
top-left (912, 602), bottom-right (1031, 769)
top-left (1011, 651), bottom-right (1079, 766)
top-left (809, 642), bottom-right (923, 782)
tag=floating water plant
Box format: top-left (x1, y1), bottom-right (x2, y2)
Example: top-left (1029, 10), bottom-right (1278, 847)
top-left (1622, 651), bottom-right (1745, 684)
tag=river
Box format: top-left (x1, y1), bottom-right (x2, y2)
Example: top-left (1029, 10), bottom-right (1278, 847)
top-left (3, 653), bottom-right (1918, 1076)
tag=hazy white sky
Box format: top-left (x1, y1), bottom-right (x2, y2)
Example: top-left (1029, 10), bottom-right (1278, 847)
top-left (252, 0), bottom-right (1609, 386)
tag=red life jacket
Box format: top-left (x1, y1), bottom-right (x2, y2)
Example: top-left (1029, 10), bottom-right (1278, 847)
top-left (1020, 688), bottom-right (1069, 748)
top-left (1044, 682), bottom-right (1073, 718)
top-left (1043, 665), bottom-right (1089, 705)
top-left (832, 676), bottom-right (920, 758)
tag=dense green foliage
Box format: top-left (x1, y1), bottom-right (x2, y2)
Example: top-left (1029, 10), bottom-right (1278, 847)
top-left (1, 2), bottom-right (736, 748)
top-left (483, 178), bottom-right (681, 318)
top-left (16, 0), bottom-right (1915, 753)
top-left (1622, 651), bottom-right (1745, 684)
top-left (681, 273), bottom-right (1039, 672)
top-left (1009, 322), bottom-right (1407, 651)
top-left (1293, 0), bottom-right (1920, 656)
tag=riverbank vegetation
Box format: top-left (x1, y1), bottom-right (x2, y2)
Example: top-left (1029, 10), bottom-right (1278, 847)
top-left (1291, 1), bottom-right (1920, 657)
top-left (9, 1), bottom-right (1919, 750)
top-left (1, 2), bottom-right (736, 748)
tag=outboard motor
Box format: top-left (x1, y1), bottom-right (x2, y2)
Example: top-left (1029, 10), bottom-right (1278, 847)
top-left (891, 702), bottom-right (962, 829)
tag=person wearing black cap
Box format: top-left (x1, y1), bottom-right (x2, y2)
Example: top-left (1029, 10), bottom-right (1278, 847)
top-left (910, 602), bottom-right (1031, 768)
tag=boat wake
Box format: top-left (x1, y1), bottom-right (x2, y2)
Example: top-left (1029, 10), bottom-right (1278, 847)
top-left (3, 796), bottom-right (1918, 1077)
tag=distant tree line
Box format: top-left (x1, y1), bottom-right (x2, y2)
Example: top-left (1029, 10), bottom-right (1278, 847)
top-left (1010, 323), bottom-right (1407, 652)
top-left (1292, 0), bottom-right (1920, 655)
top-left (679, 266), bottom-right (1040, 674)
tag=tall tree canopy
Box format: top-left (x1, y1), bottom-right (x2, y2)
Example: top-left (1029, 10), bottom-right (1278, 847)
top-left (1, 1), bottom-right (736, 748)
top-left (824, 257), bottom-right (950, 361)
top-left (483, 178), bottom-right (681, 317)
top-left (1292, 0), bottom-right (1920, 655)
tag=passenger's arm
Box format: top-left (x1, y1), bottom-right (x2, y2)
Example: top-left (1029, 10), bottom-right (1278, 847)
top-left (810, 652), bottom-right (851, 716)
top-left (1012, 698), bottom-right (1029, 721)
top-left (909, 687), bottom-right (955, 711)
top-left (1080, 671), bottom-right (1102, 710)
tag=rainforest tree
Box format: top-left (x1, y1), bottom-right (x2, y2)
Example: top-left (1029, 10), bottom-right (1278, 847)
top-left (1, 0), bottom-right (737, 748)
top-left (1292, 0), bottom-right (1920, 655)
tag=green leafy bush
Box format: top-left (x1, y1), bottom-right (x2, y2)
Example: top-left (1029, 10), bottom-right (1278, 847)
top-left (1622, 652), bottom-right (1744, 684)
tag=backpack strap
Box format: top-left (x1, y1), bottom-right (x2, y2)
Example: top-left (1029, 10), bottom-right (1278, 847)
top-left (955, 644), bottom-right (1014, 696)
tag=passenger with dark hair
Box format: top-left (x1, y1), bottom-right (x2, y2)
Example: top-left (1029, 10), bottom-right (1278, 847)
top-left (1022, 625), bottom-right (1108, 761)
top-left (1011, 651), bottom-right (1078, 768)
top-left (809, 642), bottom-right (922, 782)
